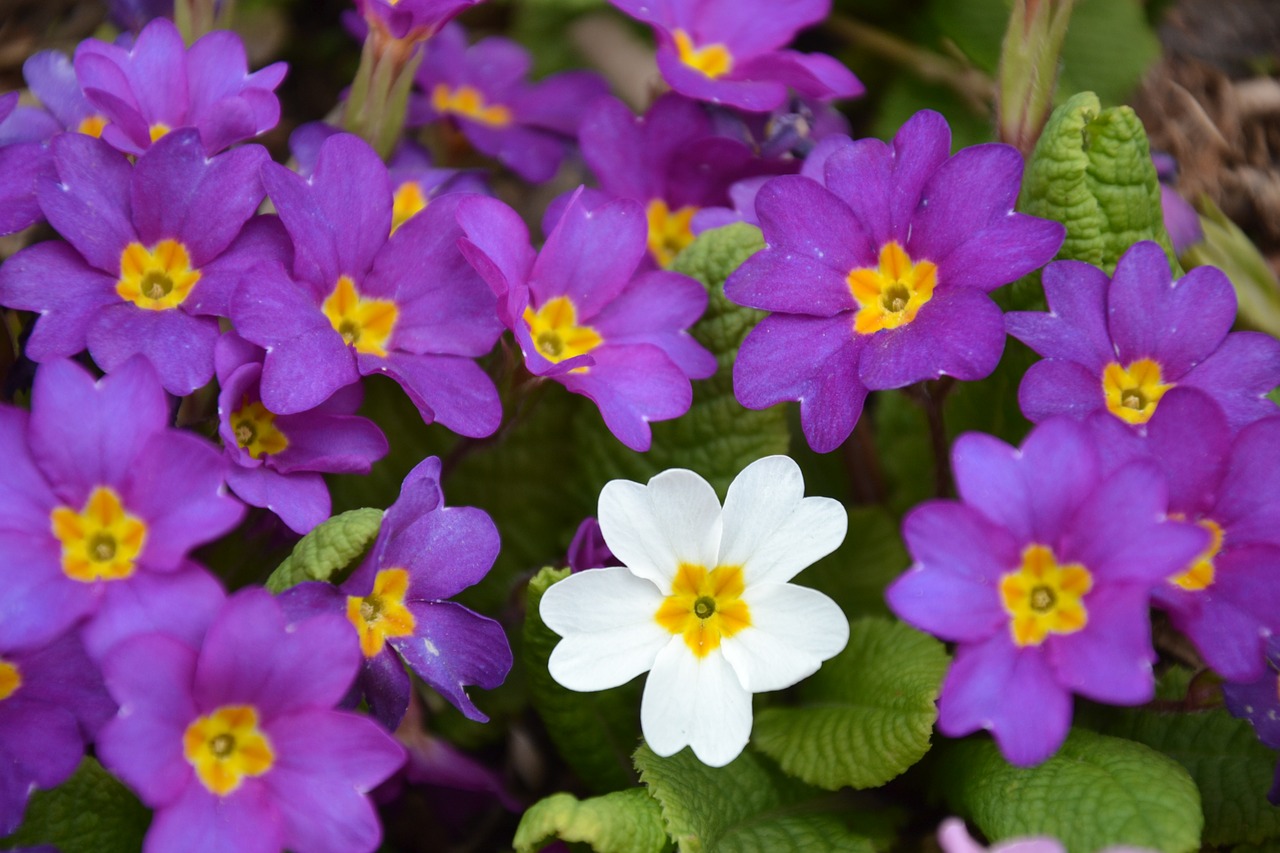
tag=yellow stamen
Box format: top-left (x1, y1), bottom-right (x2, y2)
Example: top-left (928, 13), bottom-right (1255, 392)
top-left (346, 568), bottom-right (417, 658)
top-left (1102, 359), bottom-right (1174, 425)
top-left (846, 241), bottom-right (937, 335)
top-left (149, 123), bottom-right (171, 143)
top-left (999, 544), bottom-right (1093, 647)
top-left (654, 563), bottom-right (752, 657)
top-left (522, 296), bottom-right (603, 371)
top-left (231, 396), bottom-right (288, 459)
top-left (673, 30), bottom-right (734, 79)
top-left (321, 275), bottom-right (399, 358)
top-left (1169, 517), bottom-right (1223, 591)
top-left (50, 486), bottom-right (147, 583)
top-left (646, 199), bottom-right (698, 267)
top-left (183, 705), bottom-right (275, 796)
top-left (77, 115), bottom-right (108, 138)
top-left (430, 84), bottom-right (513, 129)
top-left (391, 181), bottom-right (428, 234)
top-left (0, 659), bottom-right (21, 702)
top-left (116, 239), bottom-right (201, 311)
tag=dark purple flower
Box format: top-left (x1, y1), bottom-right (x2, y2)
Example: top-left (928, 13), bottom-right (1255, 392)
top-left (726, 110), bottom-right (1066, 452)
top-left (710, 93), bottom-right (853, 159)
top-left (1006, 241), bottom-right (1280, 432)
top-left (607, 0), bottom-right (862, 112)
top-left (23, 49), bottom-right (108, 138)
top-left (96, 587), bottom-right (405, 853)
top-left (0, 130), bottom-right (282, 394)
top-left (1153, 153), bottom-right (1203, 255)
top-left (410, 23), bottom-right (608, 182)
top-left (279, 457), bottom-right (512, 730)
top-left (108, 0), bottom-right (179, 30)
top-left (355, 0), bottom-right (481, 43)
top-left (0, 93), bottom-right (54, 236)
top-left (231, 133), bottom-right (504, 437)
top-left (458, 189), bottom-right (717, 451)
top-left (1223, 638), bottom-right (1280, 803)
top-left (567, 518), bottom-right (622, 573)
top-left (886, 417), bottom-right (1209, 766)
top-left (74, 18), bottom-right (286, 155)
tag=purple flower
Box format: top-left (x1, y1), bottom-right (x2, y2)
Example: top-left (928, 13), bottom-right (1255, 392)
top-left (410, 23), bottom-right (608, 182)
top-left (355, 0), bottom-right (480, 43)
top-left (216, 333), bottom-right (389, 535)
top-left (279, 457), bottom-right (512, 730)
top-left (74, 18), bottom-right (286, 156)
top-left (886, 417), bottom-right (1209, 765)
top-left (0, 358), bottom-right (243, 655)
top-left (0, 93), bottom-right (53, 236)
top-left (0, 129), bottom-right (282, 394)
top-left (96, 587), bottom-right (405, 853)
top-left (726, 110), bottom-right (1066, 453)
top-left (1154, 153), bottom-right (1203, 255)
top-left (23, 49), bottom-right (108, 139)
top-left (458, 189), bottom-right (717, 451)
top-left (1223, 638), bottom-right (1280, 803)
top-left (1006, 241), bottom-right (1280, 432)
top-left (567, 517), bottom-right (622, 573)
top-left (607, 0), bottom-right (862, 112)
top-left (108, 0), bottom-right (180, 30)
top-left (231, 132), bottom-right (504, 437)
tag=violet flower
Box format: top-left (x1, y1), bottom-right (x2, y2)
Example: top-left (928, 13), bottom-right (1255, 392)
top-left (0, 93), bottom-right (53, 236)
top-left (1006, 241), bottom-right (1280, 431)
top-left (886, 417), bottom-right (1209, 766)
top-left (1223, 638), bottom-right (1280, 804)
top-left (567, 517), bottom-right (622, 573)
top-left (23, 49), bottom-right (109, 139)
top-left (279, 457), bottom-right (512, 730)
top-left (354, 0), bottom-right (481, 44)
top-left (457, 189), bottom-right (717, 451)
top-left (1154, 153), bottom-right (1203, 255)
top-left (726, 110), bottom-right (1065, 453)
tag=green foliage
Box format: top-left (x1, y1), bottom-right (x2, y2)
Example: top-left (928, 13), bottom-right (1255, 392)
top-left (934, 728), bottom-right (1203, 853)
top-left (264, 507), bottom-right (383, 592)
top-left (2, 758), bottom-right (150, 853)
top-left (799, 506), bottom-right (910, 619)
top-left (753, 618), bottom-right (949, 790)
top-left (513, 789), bottom-right (671, 853)
top-left (1184, 197), bottom-right (1280, 338)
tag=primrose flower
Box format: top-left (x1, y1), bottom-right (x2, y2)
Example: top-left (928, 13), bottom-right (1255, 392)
top-left (354, 0), bottom-right (481, 44)
top-left (23, 49), bottom-right (109, 139)
top-left (0, 93), bottom-right (52, 236)
top-left (886, 417), bottom-right (1209, 766)
top-left (74, 18), bottom-right (286, 155)
top-left (232, 132), bottom-right (504, 436)
top-left (96, 587), bottom-right (405, 853)
top-left (279, 457), bottom-right (512, 729)
top-left (410, 24), bottom-right (608, 182)
top-left (607, 0), bottom-right (862, 112)
top-left (1223, 638), bottom-right (1280, 804)
top-left (457, 189), bottom-right (716, 451)
top-left (726, 110), bottom-right (1066, 452)
top-left (1006, 241), bottom-right (1280, 431)
top-left (540, 456), bottom-right (849, 767)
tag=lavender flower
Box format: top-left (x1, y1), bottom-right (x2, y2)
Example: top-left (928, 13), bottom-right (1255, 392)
top-left (0, 93), bottom-right (53, 236)
top-left (1224, 638), bottom-right (1280, 804)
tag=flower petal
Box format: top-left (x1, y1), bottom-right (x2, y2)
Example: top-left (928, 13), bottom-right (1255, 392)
top-left (640, 639), bottom-right (753, 768)
top-left (598, 469), bottom-right (722, 588)
top-left (720, 582), bottom-right (848, 692)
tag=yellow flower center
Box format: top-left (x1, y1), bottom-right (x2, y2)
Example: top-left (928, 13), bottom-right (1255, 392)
top-left (846, 241), bottom-right (937, 335)
top-left (430, 84), bottom-right (513, 129)
top-left (523, 296), bottom-right (603, 371)
top-left (231, 397), bottom-right (288, 459)
top-left (1102, 359), bottom-right (1174, 425)
top-left (654, 563), bottom-right (752, 658)
top-left (149, 123), bottom-right (171, 143)
top-left (0, 659), bottom-right (21, 702)
top-left (673, 30), bottom-right (734, 79)
top-left (391, 181), bottom-right (428, 234)
top-left (116, 239), bottom-right (202, 311)
top-left (183, 705), bottom-right (275, 796)
top-left (346, 568), bottom-right (417, 658)
top-left (322, 275), bottom-right (399, 358)
top-left (999, 544), bottom-right (1093, 647)
top-left (77, 114), bottom-right (108, 138)
top-left (646, 199), bottom-right (698, 267)
top-left (1169, 517), bottom-right (1223, 592)
top-left (50, 486), bottom-right (147, 583)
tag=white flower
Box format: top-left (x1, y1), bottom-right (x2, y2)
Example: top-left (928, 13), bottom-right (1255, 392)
top-left (539, 455), bottom-right (850, 767)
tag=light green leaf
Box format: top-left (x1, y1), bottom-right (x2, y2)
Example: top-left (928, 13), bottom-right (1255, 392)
top-left (513, 789), bottom-right (671, 853)
top-left (265, 507), bottom-right (383, 592)
top-left (1184, 196), bottom-right (1280, 339)
top-left (934, 728), bottom-right (1203, 853)
top-left (3, 757), bottom-right (150, 853)
top-left (754, 618), bottom-right (949, 790)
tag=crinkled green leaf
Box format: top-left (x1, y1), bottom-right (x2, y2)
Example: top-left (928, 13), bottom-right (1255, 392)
top-left (513, 789), bottom-right (671, 853)
top-left (3, 757), bottom-right (150, 853)
top-left (576, 223), bottom-right (789, 499)
top-left (524, 567), bottom-right (642, 792)
top-left (799, 507), bottom-right (910, 619)
top-left (754, 618), bottom-right (949, 790)
top-left (934, 728), bottom-right (1203, 853)
top-left (634, 745), bottom-right (875, 853)
top-left (265, 507), bottom-right (383, 592)
top-left (1020, 91), bottom-right (1178, 275)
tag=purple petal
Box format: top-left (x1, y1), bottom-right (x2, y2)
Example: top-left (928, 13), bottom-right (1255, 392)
top-left (655, 41), bottom-right (786, 112)
top-left (356, 646), bottom-right (412, 729)
top-left (39, 133), bottom-right (136, 272)
top-left (0, 702), bottom-right (83, 799)
top-left (0, 533), bottom-right (91, 652)
top-left (226, 466), bottom-right (329, 535)
top-left (902, 500), bottom-right (1022, 584)
top-left (533, 193), bottom-right (647, 318)
top-left (144, 781), bottom-right (283, 853)
top-left (392, 601), bottom-right (512, 721)
top-left (590, 269), bottom-right (716, 379)
top-left (887, 563), bottom-right (1007, 643)
top-left (0, 241), bottom-right (116, 361)
top-left (0, 407), bottom-right (58, 538)
top-left (1015, 416), bottom-right (1103, 544)
top-left (1181, 331), bottom-right (1280, 430)
top-left (381, 506), bottom-right (500, 601)
top-left (365, 351), bottom-right (501, 438)
top-left (857, 287), bottom-right (1005, 389)
top-left (732, 50), bottom-right (863, 102)
top-left (83, 563), bottom-right (226, 662)
top-left (187, 214), bottom-right (294, 318)
top-left (952, 431), bottom-right (1034, 543)
top-left (1018, 359), bottom-right (1104, 423)
top-left (23, 50), bottom-right (94, 130)
top-left (935, 214), bottom-right (1064, 292)
top-left (909, 143), bottom-right (1027, 265)
top-left (270, 412), bottom-right (388, 475)
top-left (86, 304), bottom-right (220, 396)
top-left (454, 195), bottom-right (536, 326)
top-left (1144, 388), bottom-right (1229, 516)
top-left (750, 174), bottom-right (871, 274)
top-left (1005, 259), bottom-right (1114, 370)
top-left (822, 138), bottom-right (895, 249)
top-left (1217, 416), bottom-right (1280, 545)
top-left (1046, 584), bottom-right (1156, 704)
top-left (556, 343), bottom-right (693, 452)
top-left (0, 141), bottom-right (51, 236)
top-left (9, 628), bottom-right (116, 738)
top-left (513, 70), bottom-right (609, 135)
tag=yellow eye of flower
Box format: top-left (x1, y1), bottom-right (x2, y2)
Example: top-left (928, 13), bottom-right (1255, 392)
top-left (1102, 359), bottom-right (1174, 425)
top-left (646, 199), bottom-right (698, 267)
top-left (673, 30), bottom-right (734, 79)
top-left (322, 276), bottom-right (399, 358)
top-left (654, 563), bottom-right (752, 657)
top-left (183, 705), bottom-right (275, 796)
top-left (523, 296), bottom-right (603, 371)
top-left (846, 241), bottom-right (937, 335)
top-left (0, 659), bottom-right (22, 702)
top-left (116, 240), bottom-right (201, 311)
top-left (999, 544), bottom-right (1092, 647)
top-left (430, 84), bottom-right (513, 128)
top-left (50, 486), bottom-right (147, 583)
top-left (346, 568), bottom-right (417, 657)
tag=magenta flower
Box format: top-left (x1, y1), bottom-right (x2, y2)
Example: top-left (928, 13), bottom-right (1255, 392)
top-left (410, 23), bottom-right (608, 182)
top-left (231, 132), bottom-right (504, 437)
top-left (279, 457), bottom-right (511, 730)
top-left (458, 189), bottom-right (717, 451)
top-left (1223, 638), bottom-right (1280, 804)
top-left (74, 18), bottom-right (286, 156)
top-left (1006, 241), bottom-right (1280, 431)
top-left (216, 333), bottom-right (389, 535)
top-left (96, 587), bottom-right (405, 853)
top-left (726, 110), bottom-right (1065, 452)
top-left (354, 0), bottom-right (480, 43)
top-left (886, 417), bottom-right (1209, 765)
top-left (607, 0), bottom-right (862, 111)
top-left (0, 130), bottom-right (282, 395)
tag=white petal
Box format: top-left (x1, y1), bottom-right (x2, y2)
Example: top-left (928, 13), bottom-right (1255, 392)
top-left (719, 456), bottom-right (847, 585)
top-left (598, 469), bottom-right (723, 588)
top-left (640, 638), bottom-right (753, 768)
top-left (720, 583), bottom-right (850, 693)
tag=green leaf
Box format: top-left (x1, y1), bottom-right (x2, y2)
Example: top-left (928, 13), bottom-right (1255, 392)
top-left (513, 789), bottom-right (671, 853)
top-left (754, 618), bottom-right (949, 790)
top-left (524, 567), bottom-right (642, 792)
top-left (634, 745), bottom-right (875, 852)
top-left (264, 507), bottom-right (383, 592)
top-left (934, 728), bottom-right (1203, 853)
top-left (1184, 196), bottom-right (1280, 339)
top-left (3, 757), bottom-right (150, 853)
top-left (1020, 91), bottom-right (1179, 275)
top-left (799, 507), bottom-right (910, 619)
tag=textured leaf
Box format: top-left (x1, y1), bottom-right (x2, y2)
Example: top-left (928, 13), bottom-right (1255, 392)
top-left (513, 788), bottom-right (670, 853)
top-left (754, 618), bottom-right (949, 790)
top-left (265, 507), bottom-right (383, 592)
top-left (799, 507), bottom-right (910, 619)
top-left (3, 757), bottom-right (150, 853)
top-left (934, 728), bottom-right (1203, 853)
